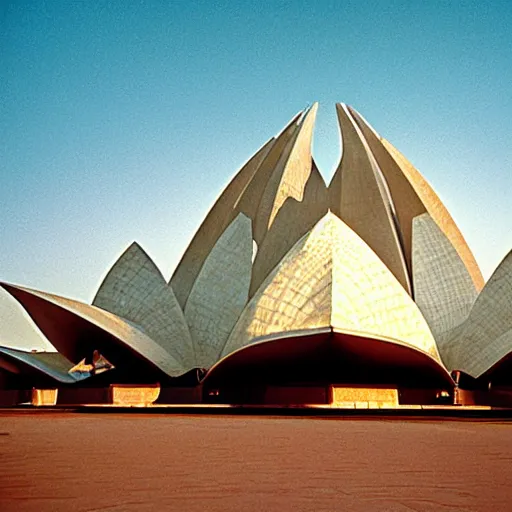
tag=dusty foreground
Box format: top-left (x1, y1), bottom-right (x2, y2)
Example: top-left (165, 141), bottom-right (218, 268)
top-left (1, 413), bottom-right (511, 511)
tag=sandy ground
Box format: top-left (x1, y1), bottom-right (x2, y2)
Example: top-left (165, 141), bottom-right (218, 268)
top-left (0, 412), bottom-right (511, 512)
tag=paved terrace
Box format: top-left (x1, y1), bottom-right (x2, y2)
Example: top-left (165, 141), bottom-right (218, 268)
top-left (1, 410), bottom-right (511, 511)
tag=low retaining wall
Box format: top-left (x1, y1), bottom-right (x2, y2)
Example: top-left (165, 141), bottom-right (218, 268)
top-left (32, 389), bottom-right (58, 406)
top-left (331, 386), bottom-right (398, 408)
top-left (110, 384), bottom-right (160, 406)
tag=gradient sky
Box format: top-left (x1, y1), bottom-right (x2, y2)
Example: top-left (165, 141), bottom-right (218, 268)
top-left (1, 0), bottom-right (511, 350)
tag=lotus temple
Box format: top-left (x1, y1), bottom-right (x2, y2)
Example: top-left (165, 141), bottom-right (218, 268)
top-left (1, 102), bottom-right (511, 409)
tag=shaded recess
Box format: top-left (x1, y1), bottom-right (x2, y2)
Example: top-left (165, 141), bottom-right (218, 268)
top-left (204, 329), bottom-right (453, 404)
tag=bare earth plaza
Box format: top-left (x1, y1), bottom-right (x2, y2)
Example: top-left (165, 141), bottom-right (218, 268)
top-left (1, 103), bottom-right (511, 511)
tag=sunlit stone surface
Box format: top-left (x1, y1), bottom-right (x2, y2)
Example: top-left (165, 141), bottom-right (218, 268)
top-left (329, 104), bottom-right (411, 293)
top-left (442, 250), bottom-right (512, 377)
top-left (412, 213), bottom-right (478, 355)
top-left (93, 242), bottom-right (195, 367)
top-left (224, 213), bottom-right (441, 363)
top-left (381, 137), bottom-right (484, 291)
top-left (184, 214), bottom-right (253, 368)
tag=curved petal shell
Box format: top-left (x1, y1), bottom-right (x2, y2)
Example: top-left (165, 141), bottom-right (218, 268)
top-left (170, 137), bottom-right (276, 308)
top-left (184, 213), bottom-right (253, 368)
top-left (223, 213), bottom-right (442, 365)
top-left (443, 250), bottom-right (512, 377)
top-left (412, 213), bottom-right (477, 357)
top-left (250, 161), bottom-right (328, 296)
top-left (0, 346), bottom-right (79, 384)
top-left (2, 283), bottom-right (186, 377)
top-left (380, 136), bottom-right (484, 291)
top-left (253, 103), bottom-right (318, 240)
top-left (329, 104), bottom-right (411, 293)
top-left (93, 243), bottom-right (195, 367)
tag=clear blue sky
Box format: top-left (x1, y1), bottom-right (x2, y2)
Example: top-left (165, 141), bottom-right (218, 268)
top-left (1, 0), bottom-right (511, 350)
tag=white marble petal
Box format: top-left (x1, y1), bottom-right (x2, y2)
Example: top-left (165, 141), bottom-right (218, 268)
top-left (412, 213), bottom-right (478, 357)
top-left (329, 104), bottom-right (411, 294)
top-left (223, 213), bottom-right (442, 364)
top-left (2, 283), bottom-right (186, 377)
top-left (184, 213), bottom-right (253, 368)
top-left (0, 346), bottom-right (80, 384)
top-left (94, 243), bottom-right (196, 368)
top-left (443, 250), bottom-right (512, 377)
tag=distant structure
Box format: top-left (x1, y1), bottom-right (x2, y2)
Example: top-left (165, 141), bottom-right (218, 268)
top-left (1, 103), bottom-right (511, 408)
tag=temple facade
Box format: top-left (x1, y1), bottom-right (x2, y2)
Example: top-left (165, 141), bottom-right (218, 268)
top-left (2, 103), bottom-right (511, 408)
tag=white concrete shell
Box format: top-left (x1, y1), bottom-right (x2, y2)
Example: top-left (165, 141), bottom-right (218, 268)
top-left (234, 111), bottom-right (303, 242)
top-left (329, 103), bottom-right (411, 294)
top-left (93, 243), bottom-right (195, 367)
top-left (2, 283), bottom-right (186, 377)
top-left (222, 212), bottom-right (442, 364)
top-left (0, 346), bottom-right (81, 384)
top-left (249, 106), bottom-right (329, 294)
top-left (184, 213), bottom-right (253, 368)
top-left (250, 161), bottom-right (327, 296)
top-left (380, 136), bottom-right (484, 291)
top-left (172, 106), bottom-right (318, 314)
top-left (442, 250), bottom-right (512, 378)
top-left (253, 103), bottom-right (318, 238)
top-left (338, 104), bottom-right (483, 294)
top-left (346, 105), bottom-right (426, 275)
top-left (170, 137), bottom-right (276, 309)
top-left (412, 213), bottom-right (478, 355)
